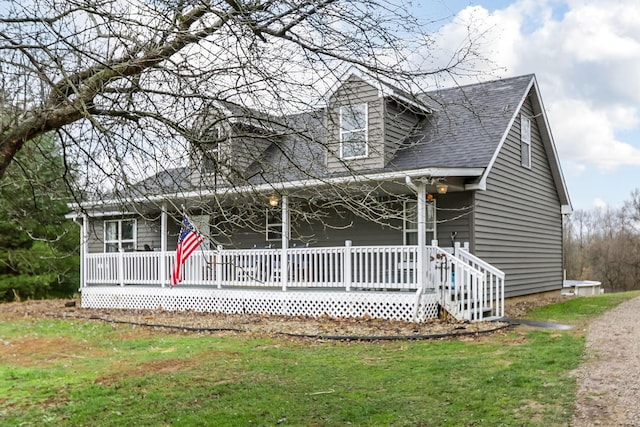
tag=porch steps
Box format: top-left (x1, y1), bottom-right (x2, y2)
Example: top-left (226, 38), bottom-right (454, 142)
top-left (440, 289), bottom-right (494, 322)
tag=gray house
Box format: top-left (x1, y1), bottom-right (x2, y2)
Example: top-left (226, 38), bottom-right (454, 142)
top-left (68, 71), bottom-right (571, 322)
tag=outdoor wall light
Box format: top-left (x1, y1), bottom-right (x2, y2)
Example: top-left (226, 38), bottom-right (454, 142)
top-left (268, 193), bottom-right (280, 207)
top-left (436, 182), bottom-right (449, 194)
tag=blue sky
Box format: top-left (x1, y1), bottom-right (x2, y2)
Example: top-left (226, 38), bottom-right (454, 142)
top-left (409, 0), bottom-right (640, 212)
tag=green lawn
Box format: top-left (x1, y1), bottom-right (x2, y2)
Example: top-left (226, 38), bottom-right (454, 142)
top-left (1, 291), bottom-right (638, 426)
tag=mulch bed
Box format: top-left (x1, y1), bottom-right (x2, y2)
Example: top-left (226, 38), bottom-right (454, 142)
top-left (0, 299), bottom-right (511, 341)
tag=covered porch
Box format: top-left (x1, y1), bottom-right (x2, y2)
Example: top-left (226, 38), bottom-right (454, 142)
top-left (74, 173), bottom-right (504, 322)
top-left (80, 240), bottom-right (504, 322)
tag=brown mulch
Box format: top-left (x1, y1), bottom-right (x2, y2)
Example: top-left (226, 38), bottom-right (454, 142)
top-left (0, 299), bottom-right (511, 340)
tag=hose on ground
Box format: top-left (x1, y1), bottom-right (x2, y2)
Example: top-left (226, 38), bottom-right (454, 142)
top-left (39, 311), bottom-right (512, 341)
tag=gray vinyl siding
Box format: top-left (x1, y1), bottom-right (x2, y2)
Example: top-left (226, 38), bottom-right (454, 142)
top-left (474, 94), bottom-right (563, 297)
top-left (383, 101), bottom-right (423, 165)
top-left (434, 192), bottom-right (474, 248)
top-left (326, 76), bottom-right (385, 172)
top-left (222, 196), bottom-right (474, 250)
top-left (191, 134), bottom-right (272, 188)
top-left (85, 193), bottom-right (476, 254)
top-left (217, 204), bottom-right (403, 249)
top-left (86, 216), bottom-right (161, 253)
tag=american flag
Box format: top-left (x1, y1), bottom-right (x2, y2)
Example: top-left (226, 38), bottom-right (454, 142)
top-left (171, 216), bottom-right (205, 287)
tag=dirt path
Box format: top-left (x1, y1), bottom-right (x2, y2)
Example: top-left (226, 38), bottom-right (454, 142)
top-left (572, 296), bottom-right (640, 426)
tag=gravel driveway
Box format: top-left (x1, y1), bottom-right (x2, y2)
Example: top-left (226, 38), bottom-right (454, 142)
top-left (572, 296), bottom-right (640, 426)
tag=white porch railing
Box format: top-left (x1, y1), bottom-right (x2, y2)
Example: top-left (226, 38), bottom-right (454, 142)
top-left (83, 241), bottom-right (504, 321)
top-left (85, 243), bottom-right (421, 290)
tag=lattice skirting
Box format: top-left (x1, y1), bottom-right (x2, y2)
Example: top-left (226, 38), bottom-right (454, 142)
top-left (80, 287), bottom-right (440, 322)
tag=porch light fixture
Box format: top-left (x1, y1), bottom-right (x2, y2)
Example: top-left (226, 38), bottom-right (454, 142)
top-left (268, 193), bottom-right (280, 207)
top-left (436, 182), bottom-right (448, 194)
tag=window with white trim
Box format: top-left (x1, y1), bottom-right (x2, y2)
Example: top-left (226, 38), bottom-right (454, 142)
top-left (266, 209), bottom-right (282, 241)
top-left (339, 103), bottom-right (368, 159)
top-left (403, 200), bottom-right (436, 245)
top-left (200, 126), bottom-right (224, 175)
top-left (104, 219), bottom-right (136, 252)
top-left (201, 143), bottom-right (221, 175)
top-left (521, 115), bottom-right (531, 168)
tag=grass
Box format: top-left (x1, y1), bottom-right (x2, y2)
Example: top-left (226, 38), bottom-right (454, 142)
top-left (1, 291), bottom-right (638, 426)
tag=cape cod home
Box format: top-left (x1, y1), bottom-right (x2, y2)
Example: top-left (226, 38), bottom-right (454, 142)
top-left (67, 71), bottom-right (571, 322)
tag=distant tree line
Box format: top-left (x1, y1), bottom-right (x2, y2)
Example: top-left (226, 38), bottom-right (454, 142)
top-left (564, 190), bottom-right (640, 292)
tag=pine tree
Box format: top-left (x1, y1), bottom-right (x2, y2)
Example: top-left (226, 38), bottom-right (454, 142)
top-left (0, 135), bottom-right (79, 300)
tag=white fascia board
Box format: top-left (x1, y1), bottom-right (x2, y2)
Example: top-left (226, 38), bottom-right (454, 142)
top-left (530, 78), bottom-right (573, 211)
top-left (321, 66), bottom-right (432, 115)
top-left (64, 210), bottom-right (137, 219)
top-left (69, 167), bottom-right (485, 211)
top-left (475, 76), bottom-right (534, 191)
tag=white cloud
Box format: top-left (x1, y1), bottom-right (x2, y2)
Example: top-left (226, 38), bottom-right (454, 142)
top-left (548, 99), bottom-right (640, 172)
top-left (592, 197), bottom-right (608, 210)
top-left (426, 0), bottom-right (640, 173)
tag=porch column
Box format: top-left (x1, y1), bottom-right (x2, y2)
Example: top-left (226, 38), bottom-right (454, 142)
top-left (81, 213), bottom-right (89, 289)
top-left (160, 202), bottom-right (167, 288)
top-left (281, 195), bottom-right (289, 291)
top-left (417, 183), bottom-right (427, 289)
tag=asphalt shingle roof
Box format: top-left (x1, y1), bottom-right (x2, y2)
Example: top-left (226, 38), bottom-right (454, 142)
top-left (134, 74), bottom-right (534, 194)
top-left (389, 74), bottom-right (533, 170)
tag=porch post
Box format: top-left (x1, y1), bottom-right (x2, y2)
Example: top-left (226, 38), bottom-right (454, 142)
top-left (281, 194), bottom-right (289, 291)
top-left (417, 183), bottom-right (427, 289)
top-left (160, 202), bottom-right (168, 288)
top-left (118, 248), bottom-right (125, 287)
top-left (216, 245), bottom-right (223, 289)
top-left (81, 213), bottom-right (89, 289)
top-left (344, 240), bottom-right (352, 291)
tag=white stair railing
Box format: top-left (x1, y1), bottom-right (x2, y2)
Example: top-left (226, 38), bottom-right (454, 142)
top-left (426, 246), bottom-right (486, 321)
top-left (454, 242), bottom-right (505, 319)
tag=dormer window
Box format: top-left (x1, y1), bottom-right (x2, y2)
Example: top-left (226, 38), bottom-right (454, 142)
top-left (201, 143), bottom-right (221, 175)
top-left (198, 126), bottom-right (224, 175)
top-left (339, 103), bottom-right (368, 159)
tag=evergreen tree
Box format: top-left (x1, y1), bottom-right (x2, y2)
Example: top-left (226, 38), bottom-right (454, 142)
top-left (0, 135), bottom-right (78, 301)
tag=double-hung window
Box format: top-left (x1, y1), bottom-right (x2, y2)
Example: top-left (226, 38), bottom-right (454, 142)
top-left (339, 103), bottom-right (368, 159)
top-left (203, 126), bottom-right (224, 175)
top-left (403, 200), bottom-right (436, 245)
top-left (201, 143), bottom-right (221, 175)
top-left (266, 209), bottom-right (282, 242)
top-left (521, 115), bottom-right (531, 168)
top-left (104, 219), bottom-right (136, 252)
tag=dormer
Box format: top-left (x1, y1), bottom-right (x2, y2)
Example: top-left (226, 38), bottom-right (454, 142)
top-left (190, 103), bottom-right (275, 187)
top-left (325, 71), bottom-right (431, 174)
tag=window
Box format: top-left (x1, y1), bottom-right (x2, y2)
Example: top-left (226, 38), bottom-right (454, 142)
top-left (266, 209), bottom-right (282, 241)
top-left (403, 200), bottom-right (436, 245)
top-left (521, 115), bottom-right (531, 168)
top-left (201, 143), bottom-right (221, 175)
top-left (198, 126), bottom-right (224, 175)
top-left (339, 103), bottom-right (368, 159)
top-left (104, 219), bottom-right (136, 252)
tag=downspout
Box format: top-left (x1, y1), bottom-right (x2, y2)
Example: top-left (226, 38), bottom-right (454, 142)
top-left (281, 195), bottom-right (289, 291)
top-left (160, 202), bottom-right (168, 288)
top-left (72, 214), bottom-right (88, 291)
top-left (416, 182), bottom-right (427, 290)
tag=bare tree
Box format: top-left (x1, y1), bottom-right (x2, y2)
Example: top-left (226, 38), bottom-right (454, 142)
top-left (565, 192), bottom-right (640, 293)
top-left (0, 0), bottom-right (490, 243)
